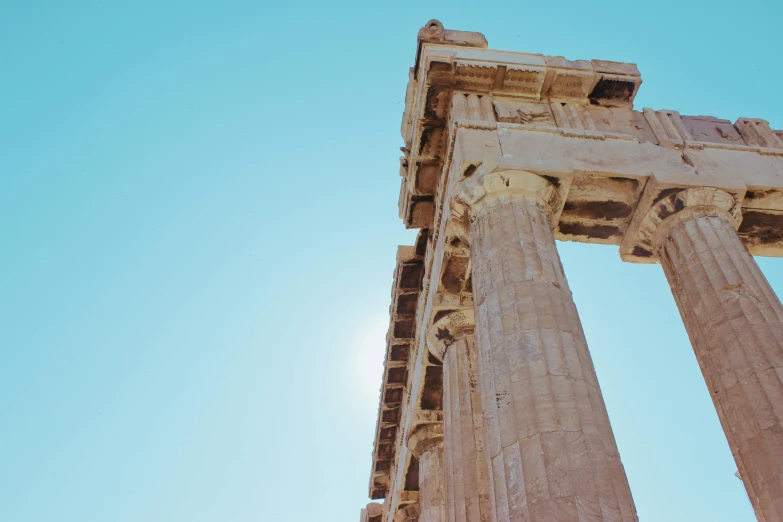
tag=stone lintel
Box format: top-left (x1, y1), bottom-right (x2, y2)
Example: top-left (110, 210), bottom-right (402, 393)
top-left (446, 119), bottom-right (783, 258)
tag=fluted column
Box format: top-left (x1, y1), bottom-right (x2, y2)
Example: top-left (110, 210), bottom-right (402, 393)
top-left (409, 423), bottom-right (446, 522)
top-left (650, 188), bottom-right (783, 521)
top-left (457, 169), bottom-right (638, 522)
top-left (394, 503), bottom-right (420, 522)
top-left (427, 311), bottom-right (495, 522)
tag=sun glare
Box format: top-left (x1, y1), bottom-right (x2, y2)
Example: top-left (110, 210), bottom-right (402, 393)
top-left (353, 314), bottom-right (390, 406)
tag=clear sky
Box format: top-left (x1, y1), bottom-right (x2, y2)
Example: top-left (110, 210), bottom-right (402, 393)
top-left (2, 1), bottom-right (783, 521)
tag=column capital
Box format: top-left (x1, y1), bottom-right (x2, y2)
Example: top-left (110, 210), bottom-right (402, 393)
top-left (620, 179), bottom-right (744, 263)
top-left (425, 309), bottom-right (475, 362)
top-left (455, 168), bottom-right (561, 223)
top-left (654, 198), bottom-right (783, 520)
top-left (644, 187), bottom-right (742, 253)
top-left (361, 502), bottom-right (384, 522)
top-left (393, 503), bottom-right (420, 522)
top-left (407, 422), bottom-right (444, 458)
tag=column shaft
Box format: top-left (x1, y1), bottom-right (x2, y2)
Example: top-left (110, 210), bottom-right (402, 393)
top-left (656, 209), bottom-right (783, 521)
top-left (420, 444), bottom-right (446, 522)
top-left (444, 336), bottom-right (496, 522)
top-left (470, 193), bottom-right (637, 521)
top-left (409, 423), bottom-right (447, 522)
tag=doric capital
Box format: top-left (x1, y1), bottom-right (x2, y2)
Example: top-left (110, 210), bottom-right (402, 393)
top-left (643, 187), bottom-right (742, 252)
top-left (620, 176), bottom-right (746, 263)
top-left (426, 309), bottom-right (475, 362)
top-left (393, 503), bottom-right (420, 522)
top-left (406, 422), bottom-right (444, 458)
top-left (455, 168), bottom-right (561, 225)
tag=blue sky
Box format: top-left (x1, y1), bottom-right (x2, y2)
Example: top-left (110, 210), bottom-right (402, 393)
top-left (2, 1), bottom-right (782, 521)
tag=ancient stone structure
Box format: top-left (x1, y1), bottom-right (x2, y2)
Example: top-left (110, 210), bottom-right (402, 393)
top-left (363, 20), bottom-right (783, 522)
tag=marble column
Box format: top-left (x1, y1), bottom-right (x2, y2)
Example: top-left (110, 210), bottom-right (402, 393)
top-left (651, 190), bottom-right (783, 522)
top-left (457, 169), bottom-right (638, 522)
top-left (408, 423), bottom-right (446, 522)
top-left (427, 310), bottom-right (495, 522)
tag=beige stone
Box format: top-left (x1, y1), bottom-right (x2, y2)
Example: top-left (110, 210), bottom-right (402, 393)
top-left (408, 423), bottom-right (446, 522)
top-left (369, 245), bottom-right (426, 500)
top-left (427, 310), bottom-right (495, 522)
top-left (361, 502), bottom-right (384, 522)
top-left (364, 19), bottom-right (783, 522)
top-left (461, 170), bottom-right (637, 521)
top-left (394, 503), bottom-right (421, 522)
top-left (651, 198), bottom-right (783, 522)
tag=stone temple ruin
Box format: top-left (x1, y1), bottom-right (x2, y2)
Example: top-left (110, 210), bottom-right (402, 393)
top-left (359, 20), bottom-right (783, 522)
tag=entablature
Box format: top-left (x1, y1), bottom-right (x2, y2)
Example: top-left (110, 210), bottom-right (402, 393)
top-left (398, 22), bottom-right (783, 261)
top-left (442, 106), bottom-right (783, 260)
top-left (398, 25), bottom-right (641, 230)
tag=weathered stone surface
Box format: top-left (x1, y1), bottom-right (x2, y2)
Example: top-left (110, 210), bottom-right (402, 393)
top-left (400, 23), bottom-right (783, 254)
top-left (408, 423), bottom-right (446, 522)
top-left (370, 245), bottom-right (425, 500)
top-left (366, 19), bottom-right (783, 522)
top-left (444, 336), bottom-right (495, 522)
top-left (360, 502), bottom-right (384, 522)
top-left (653, 204), bottom-right (783, 522)
top-left (426, 310), bottom-right (495, 522)
top-left (465, 171), bottom-right (637, 521)
top-left (394, 502), bottom-right (420, 522)
top-left (621, 181), bottom-right (744, 263)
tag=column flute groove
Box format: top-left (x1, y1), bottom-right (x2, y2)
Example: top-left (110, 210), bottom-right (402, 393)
top-left (649, 189), bottom-right (783, 522)
top-left (408, 423), bottom-right (447, 522)
top-left (428, 310), bottom-right (496, 522)
top-left (456, 169), bottom-right (638, 522)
